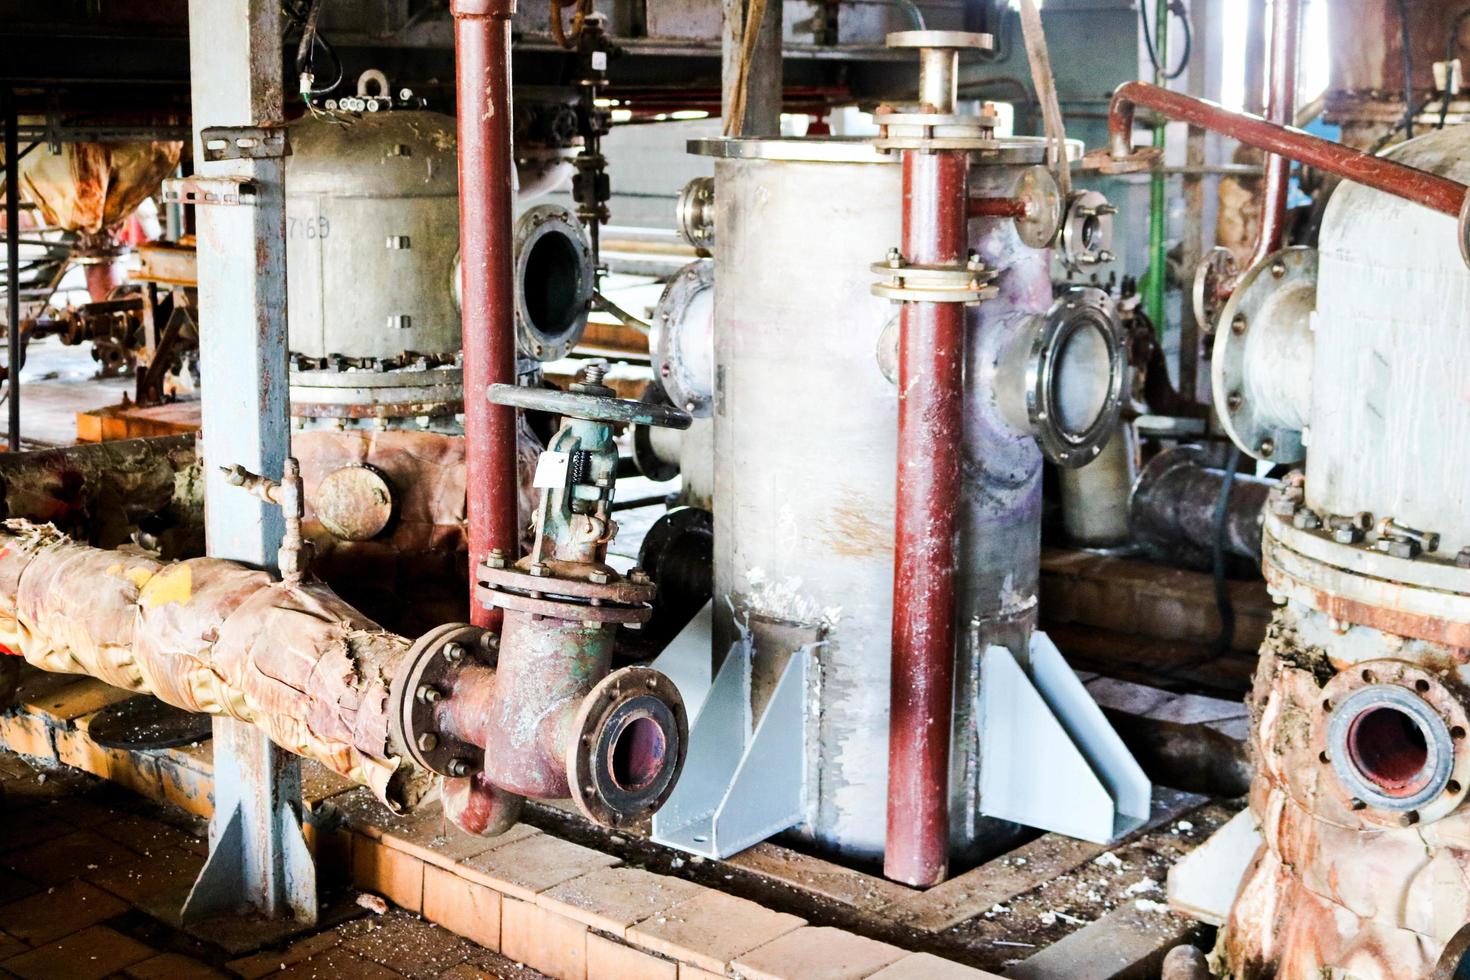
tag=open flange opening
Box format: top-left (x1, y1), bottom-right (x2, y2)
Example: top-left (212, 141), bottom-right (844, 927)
top-left (523, 231), bottom-right (583, 338)
top-left (1348, 706), bottom-right (1432, 796)
top-left (609, 714), bottom-right (668, 794)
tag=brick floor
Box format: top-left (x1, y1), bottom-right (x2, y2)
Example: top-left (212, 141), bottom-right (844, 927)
top-left (0, 752), bottom-right (547, 980)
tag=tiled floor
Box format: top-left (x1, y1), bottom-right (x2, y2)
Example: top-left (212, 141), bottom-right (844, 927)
top-left (0, 752), bottom-right (548, 980)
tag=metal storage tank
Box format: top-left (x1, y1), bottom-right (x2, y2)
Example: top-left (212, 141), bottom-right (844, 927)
top-left (285, 111), bottom-right (461, 361)
top-left (699, 136), bottom-right (1067, 862)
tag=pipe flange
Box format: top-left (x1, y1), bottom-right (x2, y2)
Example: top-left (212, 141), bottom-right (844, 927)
top-left (1211, 246), bottom-right (1315, 464)
top-left (870, 258), bottom-right (999, 305)
top-left (1059, 190), bottom-right (1116, 271)
top-left (479, 560), bottom-right (656, 605)
top-left (1023, 288), bottom-right (1127, 468)
top-left (389, 623), bottom-right (493, 778)
top-left (675, 177), bottom-right (715, 251)
top-left (1191, 246), bottom-right (1238, 335)
top-left (567, 666), bottom-right (688, 829)
top-left (513, 204), bottom-right (594, 362)
top-left (1318, 661), bottom-right (1470, 826)
top-left (885, 29), bottom-right (994, 49)
top-left (1011, 165), bottom-right (1063, 249)
top-left (649, 259), bottom-right (715, 417)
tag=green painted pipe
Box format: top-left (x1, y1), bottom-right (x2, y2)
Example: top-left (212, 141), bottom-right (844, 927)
top-left (1144, 0), bottom-right (1169, 335)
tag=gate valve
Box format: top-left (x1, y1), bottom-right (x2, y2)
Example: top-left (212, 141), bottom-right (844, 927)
top-left (389, 365), bottom-right (691, 837)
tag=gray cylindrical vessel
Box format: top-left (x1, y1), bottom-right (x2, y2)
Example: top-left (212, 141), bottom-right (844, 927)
top-left (703, 137), bottom-right (1051, 863)
top-left (285, 112), bottom-right (461, 360)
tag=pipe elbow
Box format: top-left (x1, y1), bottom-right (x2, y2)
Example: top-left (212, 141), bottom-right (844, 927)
top-left (1107, 83), bottom-right (1141, 158)
top-left (443, 772), bottom-right (524, 837)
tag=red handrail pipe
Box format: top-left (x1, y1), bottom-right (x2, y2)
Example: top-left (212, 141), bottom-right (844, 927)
top-left (1107, 82), bottom-right (1469, 222)
top-left (453, 0), bottom-right (520, 629)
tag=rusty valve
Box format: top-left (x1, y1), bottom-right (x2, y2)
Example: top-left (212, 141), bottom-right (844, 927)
top-left (220, 459), bottom-right (307, 583)
top-left (389, 366), bottom-right (692, 836)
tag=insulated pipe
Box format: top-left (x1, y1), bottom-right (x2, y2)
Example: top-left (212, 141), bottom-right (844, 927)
top-left (453, 0), bottom-right (519, 629)
top-left (0, 521), bottom-right (432, 812)
top-left (1108, 82), bottom-right (1470, 220)
top-left (886, 147), bottom-right (968, 887)
top-left (1250, 0), bottom-right (1300, 270)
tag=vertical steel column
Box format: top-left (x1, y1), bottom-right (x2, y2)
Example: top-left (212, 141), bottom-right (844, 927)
top-left (721, 0), bottom-right (784, 136)
top-left (4, 88), bottom-right (19, 452)
top-left (886, 147), bottom-right (968, 886)
top-left (1249, 0), bottom-right (1300, 269)
top-left (454, 0), bottom-right (519, 630)
top-left (181, 0), bottom-right (314, 925)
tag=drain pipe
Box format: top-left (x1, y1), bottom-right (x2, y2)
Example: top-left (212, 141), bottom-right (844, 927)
top-left (1249, 0), bottom-right (1300, 270)
top-left (874, 31), bottom-right (996, 888)
top-left (453, 0), bottom-right (520, 629)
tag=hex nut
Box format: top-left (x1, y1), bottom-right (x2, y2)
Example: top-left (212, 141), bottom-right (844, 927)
top-left (588, 570), bottom-right (611, 585)
top-left (417, 732), bottom-right (439, 752)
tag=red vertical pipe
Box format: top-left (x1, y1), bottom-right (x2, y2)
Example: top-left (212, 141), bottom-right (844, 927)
top-left (1250, 0), bottom-right (1300, 269)
top-left (885, 149), bottom-right (968, 887)
top-left (453, 0), bottom-right (519, 628)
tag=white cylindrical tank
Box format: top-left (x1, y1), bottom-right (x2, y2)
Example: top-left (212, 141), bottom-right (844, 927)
top-left (1308, 127), bottom-right (1470, 552)
top-left (702, 137), bottom-right (1055, 862)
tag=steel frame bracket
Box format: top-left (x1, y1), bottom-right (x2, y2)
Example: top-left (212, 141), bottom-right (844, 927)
top-left (200, 125), bottom-right (290, 162)
top-left (161, 176), bottom-right (258, 207)
top-left (979, 631), bottom-right (1150, 843)
top-left (651, 606), bottom-right (813, 859)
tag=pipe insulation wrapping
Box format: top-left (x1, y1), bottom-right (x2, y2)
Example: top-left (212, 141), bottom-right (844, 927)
top-left (0, 520), bottom-right (430, 811)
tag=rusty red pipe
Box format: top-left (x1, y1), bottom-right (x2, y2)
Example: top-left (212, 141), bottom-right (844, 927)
top-left (1108, 82), bottom-right (1469, 221)
top-left (453, 0), bottom-right (519, 629)
top-left (1250, 0), bottom-right (1300, 269)
top-left (886, 149), bottom-right (968, 888)
top-left (968, 196), bottom-right (1030, 220)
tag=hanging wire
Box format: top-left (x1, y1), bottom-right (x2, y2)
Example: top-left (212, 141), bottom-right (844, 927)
top-left (1140, 0), bottom-right (1193, 82)
top-left (285, 0), bottom-right (343, 97)
top-left (1438, 8), bottom-right (1470, 129)
top-left (1393, 0), bottom-right (1415, 136)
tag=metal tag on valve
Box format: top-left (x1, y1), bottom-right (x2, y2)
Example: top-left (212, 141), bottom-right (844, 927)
top-left (533, 451), bottom-right (571, 489)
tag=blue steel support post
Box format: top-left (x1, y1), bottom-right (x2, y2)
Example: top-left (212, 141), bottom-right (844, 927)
top-left (180, 0), bottom-right (315, 925)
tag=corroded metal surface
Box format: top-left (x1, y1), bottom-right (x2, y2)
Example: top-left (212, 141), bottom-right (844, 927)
top-left (1218, 608), bottom-right (1470, 977)
top-left (314, 463), bottom-right (394, 542)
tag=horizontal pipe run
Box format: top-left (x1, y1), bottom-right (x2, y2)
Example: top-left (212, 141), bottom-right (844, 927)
top-left (1108, 81), bottom-right (1469, 220)
top-left (0, 521), bottom-right (431, 811)
top-left (968, 197), bottom-right (1031, 220)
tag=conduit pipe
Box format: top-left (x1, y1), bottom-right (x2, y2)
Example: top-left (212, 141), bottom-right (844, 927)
top-left (453, 0), bottom-right (519, 629)
top-left (1249, 0), bottom-right (1300, 270)
top-left (1107, 82), bottom-right (1470, 225)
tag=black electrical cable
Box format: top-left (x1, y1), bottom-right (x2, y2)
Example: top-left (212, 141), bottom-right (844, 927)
top-left (1211, 446), bottom-right (1242, 656)
top-left (1394, 0), bottom-right (1416, 137)
top-left (1140, 0), bottom-right (1193, 82)
top-left (291, 0), bottom-right (343, 96)
top-left (1439, 9), bottom-right (1470, 129)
